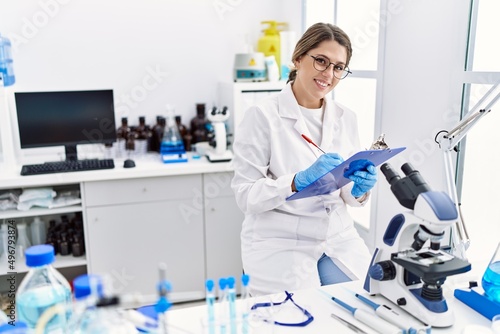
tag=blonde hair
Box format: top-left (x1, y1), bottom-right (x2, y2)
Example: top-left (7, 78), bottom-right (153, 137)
top-left (287, 23), bottom-right (352, 83)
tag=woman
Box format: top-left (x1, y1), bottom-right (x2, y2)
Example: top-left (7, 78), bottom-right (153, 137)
top-left (231, 23), bottom-right (377, 296)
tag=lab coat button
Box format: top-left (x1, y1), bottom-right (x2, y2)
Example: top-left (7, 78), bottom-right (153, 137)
top-left (325, 208), bottom-right (331, 213)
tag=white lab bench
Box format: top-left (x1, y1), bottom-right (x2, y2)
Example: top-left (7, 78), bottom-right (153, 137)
top-left (0, 154), bottom-right (244, 303)
top-left (165, 280), bottom-right (494, 334)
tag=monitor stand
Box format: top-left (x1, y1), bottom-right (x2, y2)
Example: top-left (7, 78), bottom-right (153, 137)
top-left (65, 144), bottom-right (78, 161)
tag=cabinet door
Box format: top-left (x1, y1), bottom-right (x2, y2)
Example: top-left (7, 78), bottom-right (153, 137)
top-left (85, 199), bottom-right (205, 299)
top-left (203, 173), bottom-right (244, 282)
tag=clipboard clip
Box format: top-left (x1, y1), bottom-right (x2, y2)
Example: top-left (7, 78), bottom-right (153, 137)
top-left (370, 133), bottom-right (390, 150)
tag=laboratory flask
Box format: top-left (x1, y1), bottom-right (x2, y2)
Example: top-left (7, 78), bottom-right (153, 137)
top-left (16, 244), bottom-right (72, 332)
top-left (482, 242), bottom-right (500, 303)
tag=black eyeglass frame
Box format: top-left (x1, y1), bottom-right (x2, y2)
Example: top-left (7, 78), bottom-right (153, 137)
top-left (306, 54), bottom-right (352, 79)
top-left (250, 291), bottom-right (314, 327)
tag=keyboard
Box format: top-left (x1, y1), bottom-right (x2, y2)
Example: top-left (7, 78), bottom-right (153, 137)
top-left (21, 159), bottom-right (115, 176)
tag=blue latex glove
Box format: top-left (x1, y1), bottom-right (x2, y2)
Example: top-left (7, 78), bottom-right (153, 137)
top-left (343, 159), bottom-right (378, 197)
top-left (294, 153), bottom-right (344, 191)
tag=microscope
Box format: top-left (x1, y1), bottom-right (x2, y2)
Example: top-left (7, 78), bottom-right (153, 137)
top-left (206, 106), bottom-right (233, 162)
top-left (364, 162), bottom-right (471, 327)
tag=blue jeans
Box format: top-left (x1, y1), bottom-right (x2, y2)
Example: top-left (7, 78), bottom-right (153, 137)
top-left (317, 253), bottom-right (352, 286)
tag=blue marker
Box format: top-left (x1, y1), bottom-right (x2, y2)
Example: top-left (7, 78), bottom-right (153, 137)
top-left (206, 279), bottom-right (216, 334)
top-left (226, 276), bottom-right (237, 334)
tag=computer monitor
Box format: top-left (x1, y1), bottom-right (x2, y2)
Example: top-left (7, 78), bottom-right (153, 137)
top-left (14, 89), bottom-right (117, 161)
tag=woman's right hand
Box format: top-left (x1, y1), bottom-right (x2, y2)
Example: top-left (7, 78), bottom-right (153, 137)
top-left (293, 153), bottom-right (344, 191)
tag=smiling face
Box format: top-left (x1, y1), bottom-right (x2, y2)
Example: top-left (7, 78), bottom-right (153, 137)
top-left (291, 39), bottom-right (348, 109)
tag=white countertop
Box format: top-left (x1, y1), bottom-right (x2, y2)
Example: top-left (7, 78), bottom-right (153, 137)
top-left (0, 153), bottom-right (234, 189)
top-left (163, 280), bottom-right (493, 334)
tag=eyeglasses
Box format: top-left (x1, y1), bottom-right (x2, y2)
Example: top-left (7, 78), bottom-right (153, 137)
top-left (306, 54), bottom-right (352, 80)
top-left (250, 291), bottom-right (314, 327)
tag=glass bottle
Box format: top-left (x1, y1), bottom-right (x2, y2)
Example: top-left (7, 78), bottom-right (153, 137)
top-left (190, 103), bottom-right (209, 144)
top-left (116, 117), bottom-right (130, 158)
top-left (175, 115), bottom-right (192, 151)
top-left (135, 116), bottom-right (150, 156)
top-left (150, 116), bottom-right (165, 153)
top-left (16, 245), bottom-right (72, 331)
top-left (482, 242), bottom-right (500, 303)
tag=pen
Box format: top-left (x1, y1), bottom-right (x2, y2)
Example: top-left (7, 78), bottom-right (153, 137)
top-left (331, 313), bottom-right (368, 334)
top-left (301, 134), bottom-right (326, 154)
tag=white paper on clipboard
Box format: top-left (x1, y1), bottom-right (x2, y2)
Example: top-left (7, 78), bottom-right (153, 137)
top-left (286, 147), bottom-right (406, 201)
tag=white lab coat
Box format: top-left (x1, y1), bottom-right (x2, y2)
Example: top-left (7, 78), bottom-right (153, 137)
top-left (231, 83), bottom-right (372, 296)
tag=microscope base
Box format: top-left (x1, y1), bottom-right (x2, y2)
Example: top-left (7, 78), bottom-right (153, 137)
top-left (206, 150), bottom-right (233, 163)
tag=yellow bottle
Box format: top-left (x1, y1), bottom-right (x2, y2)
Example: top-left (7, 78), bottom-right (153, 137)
top-left (257, 21), bottom-right (287, 78)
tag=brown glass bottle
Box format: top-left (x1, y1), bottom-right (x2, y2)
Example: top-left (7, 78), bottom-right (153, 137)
top-left (175, 115), bottom-right (192, 151)
top-left (190, 103), bottom-right (208, 144)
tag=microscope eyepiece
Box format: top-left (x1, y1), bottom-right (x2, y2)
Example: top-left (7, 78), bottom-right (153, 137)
top-left (380, 163), bottom-right (401, 185)
top-left (401, 162), bottom-right (432, 193)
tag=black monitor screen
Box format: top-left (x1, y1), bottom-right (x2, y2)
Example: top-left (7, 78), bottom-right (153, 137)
top-left (15, 90), bottom-right (117, 159)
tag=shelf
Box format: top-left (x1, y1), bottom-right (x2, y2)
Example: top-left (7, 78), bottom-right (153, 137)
top-left (0, 205), bottom-right (83, 220)
top-left (0, 253), bottom-right (87, 275)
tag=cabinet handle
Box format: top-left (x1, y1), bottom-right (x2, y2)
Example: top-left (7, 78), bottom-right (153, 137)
top-left (142, 188), bottom-right (147, 193)
top-left (211, 207), bottom-right (215, 212)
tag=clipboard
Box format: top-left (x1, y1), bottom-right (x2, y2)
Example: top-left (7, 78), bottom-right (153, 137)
top-left (286, 147), bottom-right (406, 201)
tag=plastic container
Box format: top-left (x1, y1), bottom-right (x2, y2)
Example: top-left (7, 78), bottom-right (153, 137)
top-left (0, 34), bottom-right (15, 87)
top-left (482, 242), bottom-right (500, 303)
top-left (30, 216), bottom-right (46, 246)
top-left (15, 223), bottom-right (31, 260)
top-left (16, 244), bottom-right (72, 332)
top-left (257, 21), bottom-right (287, 78)
top-left (68, 274), bottom-right (103, 333)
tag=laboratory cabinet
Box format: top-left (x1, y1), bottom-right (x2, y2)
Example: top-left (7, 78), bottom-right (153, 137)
top-left (0, 161), bottom-right (243, 302)
top-left (203, 172), bottom-right (244, 285)
top-left (0, 183), bottom-right (87, 292)
top-left (83, 175), bottom-right (206, 301)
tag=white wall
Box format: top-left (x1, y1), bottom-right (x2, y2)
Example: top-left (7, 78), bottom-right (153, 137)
top-left (0, 0), bottom-right (302, 129)
top-left (372, 0), bottom-right (471, 250)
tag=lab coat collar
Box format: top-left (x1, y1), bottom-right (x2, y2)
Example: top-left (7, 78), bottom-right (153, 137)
top-left (277, 82), bottom-right (345, 152)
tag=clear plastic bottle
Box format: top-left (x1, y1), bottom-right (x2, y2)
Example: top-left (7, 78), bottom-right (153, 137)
top-left (68, 274), bottom-right (103, 333)
top-left (16, 244), bottom-right (72, 332)
top-left (0, 33), bottom-right (15, 87)
top-left (30, 216), bottom-right (46, 246)
top-left (15, 223), bottom-right (31, 260)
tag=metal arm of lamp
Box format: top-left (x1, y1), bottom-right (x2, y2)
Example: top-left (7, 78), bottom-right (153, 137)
top-left (435, 83), bottom-right (500, 259)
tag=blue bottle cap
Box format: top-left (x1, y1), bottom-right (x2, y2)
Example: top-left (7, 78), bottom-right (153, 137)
top-left (206, 279), bottom-right (214, 292)
top-left (0, 322), bottom-right (28, 333)
top-left (227, 276), bottom-right (236, 289)
top-left (241, 274), bottom-right (250, 287)
top-left (218, 277), bottom-right (227, 290)
top-left (73, 274), bottom-right (103, 300)
top-left (25, 244), bottom-right (55, 267)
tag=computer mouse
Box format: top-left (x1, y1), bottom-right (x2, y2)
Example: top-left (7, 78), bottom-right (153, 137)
top-left (123, 159), bottom-right (136, 168)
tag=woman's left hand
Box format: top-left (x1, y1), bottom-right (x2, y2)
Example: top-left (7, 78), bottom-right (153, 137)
top-left (344, 160), bottom-right (378, 197)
